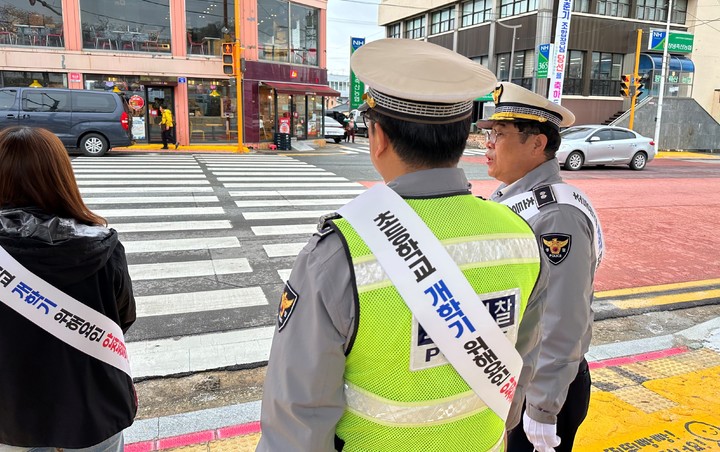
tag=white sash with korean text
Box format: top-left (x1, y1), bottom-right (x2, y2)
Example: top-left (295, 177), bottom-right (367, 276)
top-left (500, 184), bottom-right (604, 270)
top-left (337, 184), bottom-right (522, 421)
top-left (0, 245), bottom-right (131, 377)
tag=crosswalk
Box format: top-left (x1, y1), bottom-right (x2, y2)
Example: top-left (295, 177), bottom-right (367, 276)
top-left (339, 144), bottom-right (486, 156)
top-left (73, 154), bottom-right (366, 379)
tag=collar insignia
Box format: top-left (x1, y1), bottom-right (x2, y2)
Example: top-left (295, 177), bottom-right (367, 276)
top-left (277, 282), bottom-right (299, 331)
top-left (541, 233), bottom-right (572, 265)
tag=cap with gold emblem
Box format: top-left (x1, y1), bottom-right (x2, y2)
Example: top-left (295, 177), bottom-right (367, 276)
top-left (476, 82), bottom-right (575, 130)
top-left (350, 39), bottom-right (497, 124)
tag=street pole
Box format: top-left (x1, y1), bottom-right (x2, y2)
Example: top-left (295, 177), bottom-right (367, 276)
top-left (496, 21), bottom-right (522, 83)
top-left (653, 0), bottom-right (673, 153)
top-left (629, 29), bottom-right (643, 130)
top-left (234, 0), bottom-right (246, 152)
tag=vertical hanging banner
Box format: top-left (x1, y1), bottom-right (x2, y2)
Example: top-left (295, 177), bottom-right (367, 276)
top-left (537, 44), bottom-right (551, 79)
top-left (548, 0), bottom-right (573, 105)
top-left (349, 37), bottom-right (366, 110)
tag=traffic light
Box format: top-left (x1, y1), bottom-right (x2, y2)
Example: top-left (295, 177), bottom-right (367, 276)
top-left (634, 74), bottom-right (648, 98)
top-left (222, 42), bottom-right (235, 75)
top-left (620, 74), bottom-right (631, 97)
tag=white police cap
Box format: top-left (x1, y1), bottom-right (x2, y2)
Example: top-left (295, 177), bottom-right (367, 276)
top-left (350, 39), bottom-right (497, 124)
top-left (476, 82), bottom-right (575, 130)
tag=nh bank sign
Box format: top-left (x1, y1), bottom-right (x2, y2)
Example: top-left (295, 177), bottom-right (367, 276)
top-left (649, 30), bottom-right (694, 54)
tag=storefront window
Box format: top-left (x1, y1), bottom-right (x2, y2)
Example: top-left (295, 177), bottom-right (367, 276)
top-left (258, 0), bottom-right (290, 63)
top-left (259, 85), bottom-right (275, 141)
top-left (0, 0), bottom-right (64, 48)
top-left (290, 3), bottom-right (318, 66)
top-left (79, 0), bottom-right (171, 53)
top-left (186, 0), bottom-right (235, 57)
top-left (0, 71), bottom-right (66, 88)
top-left (293, 95), bottom-right (306, 139)
top-left (188, 78), bottom-right (236, 142)
top-left (307, 96), bottom-right (322, 139)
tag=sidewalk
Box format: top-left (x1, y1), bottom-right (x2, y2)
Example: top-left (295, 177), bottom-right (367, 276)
top-left (124, 317), bottom-right (720, 452)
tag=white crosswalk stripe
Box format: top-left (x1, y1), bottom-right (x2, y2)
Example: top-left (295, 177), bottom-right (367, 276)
top-left (71, 153), bottom-right (366, 378)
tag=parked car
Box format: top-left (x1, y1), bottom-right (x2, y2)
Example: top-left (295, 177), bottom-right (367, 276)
top-left (350, 109), bottom-right (368, 137)
top-left (0, 87), bottom-right (133, 156)
top-left (558, 125), bottom-right (656, 171)
top-left (324, 117), bottom-right (346, 143)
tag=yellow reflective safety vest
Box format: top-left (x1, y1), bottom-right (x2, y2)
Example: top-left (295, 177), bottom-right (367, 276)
top-left (331, 194), bottom-right (541, 452)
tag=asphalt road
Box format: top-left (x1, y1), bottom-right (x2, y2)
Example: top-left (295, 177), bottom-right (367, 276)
top-left (70, 144), bottom-right (720, 381)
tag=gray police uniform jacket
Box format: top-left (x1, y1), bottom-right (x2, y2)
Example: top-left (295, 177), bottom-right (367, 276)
top-left (257, 168), bottom-right (548, 452)
top-left (491, 158), bottom-right (598, 425)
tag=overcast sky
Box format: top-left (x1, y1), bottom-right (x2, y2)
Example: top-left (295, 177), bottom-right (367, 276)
top-left (326, 0), bottom-right (385, 75)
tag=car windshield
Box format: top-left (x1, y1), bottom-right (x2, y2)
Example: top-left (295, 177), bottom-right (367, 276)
top-left (561, 127), bottom-right (595, 140)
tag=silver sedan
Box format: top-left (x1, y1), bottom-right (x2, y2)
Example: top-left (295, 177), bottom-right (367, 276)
top-left (557, 125), bottom-right (656, 171)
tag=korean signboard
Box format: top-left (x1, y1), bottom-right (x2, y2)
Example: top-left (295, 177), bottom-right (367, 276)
top-left (349, 37), bottom-right (366, 110)
top-left (648, 30), bottom-right (694, 54)
top-left (548, 0), bottom-right (573, 105)
top-left (537, 44), bottom-right (551, 79)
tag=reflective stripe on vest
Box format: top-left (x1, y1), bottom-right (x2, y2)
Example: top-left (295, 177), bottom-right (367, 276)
top-left (344, 380), bottom-right (488, 427)
top-left (353, 234), bottom-right (539, 292)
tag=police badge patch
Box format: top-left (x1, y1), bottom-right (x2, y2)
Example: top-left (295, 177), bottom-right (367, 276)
top-left (277, 282), bottom-right (299, 331)
top-left (541, 233), bottom-right (572, 265)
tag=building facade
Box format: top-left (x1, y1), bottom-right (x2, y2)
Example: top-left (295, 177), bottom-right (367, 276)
top-left (0, 0), bottom-right (337, 146)
top-left (379, 0), bottom-right (717, 124)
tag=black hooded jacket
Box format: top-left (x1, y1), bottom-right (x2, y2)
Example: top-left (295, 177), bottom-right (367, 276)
top-left (0, 207), bottom-right (137, 448)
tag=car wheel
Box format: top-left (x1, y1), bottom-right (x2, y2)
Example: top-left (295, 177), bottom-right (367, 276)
top-left (80, 133), bottom-right (108, 157)
top-left (564, 151), bottom-right (584, 171)
top-left (629, 151), bottom-right (647, 170)
top-left (334, 137), bottom-right (342, 143)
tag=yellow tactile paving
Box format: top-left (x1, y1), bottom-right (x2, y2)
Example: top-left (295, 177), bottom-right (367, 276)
top-left (614, 361), bottom-right (666, 381)
top-left (163, 444), bottom-right (209, 452)
top-left (611, 385), bottom-right (678, 413)
top-left (210, 433), bottom-right (261, 451)
top-left (577, 359), bottom-right (720, 451)
top-left (639, 356), bottom-right (696, 378)
top-left (591, 367), bottom-right (638, 390)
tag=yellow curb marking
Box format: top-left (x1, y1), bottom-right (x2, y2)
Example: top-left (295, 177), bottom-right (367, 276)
top-left (656, 151), bottom-right (720, 159)
top-left (610, 288), bottom-right (720, 309)
top-left (596, 278), bottom-right (720, 298)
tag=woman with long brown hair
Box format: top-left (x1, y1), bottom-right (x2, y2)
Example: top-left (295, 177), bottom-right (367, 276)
top-left (0, 127), bottom-right (136, 452)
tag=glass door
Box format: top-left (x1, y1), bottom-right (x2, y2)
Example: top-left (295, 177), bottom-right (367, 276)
top-left (293, 95), bottom-right (306, 139)
top-left (146, 86), bottom-right (174, 144)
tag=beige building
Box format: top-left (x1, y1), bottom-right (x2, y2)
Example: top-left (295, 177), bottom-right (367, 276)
top-left (378, 0), bottom-right (719, 125)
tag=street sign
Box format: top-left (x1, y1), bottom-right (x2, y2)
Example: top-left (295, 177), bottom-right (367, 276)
top-left (536, 44), bottom-right (551, 79)
top-left (475, 93), bottom-right (494, 102)
top-left (648, 30), bottom-right (694, 53)
top-left (349, 37), bottom-right (365, 110)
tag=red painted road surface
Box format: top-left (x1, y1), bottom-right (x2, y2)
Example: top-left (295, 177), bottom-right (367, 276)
top-left (363, 158), bottom-right (720, 292)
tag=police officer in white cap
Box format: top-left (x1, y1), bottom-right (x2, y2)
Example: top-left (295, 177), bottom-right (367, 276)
top-left (257, 39), bottom-right (549, 452)
top-left (477, 83), bottom-right (605, 452)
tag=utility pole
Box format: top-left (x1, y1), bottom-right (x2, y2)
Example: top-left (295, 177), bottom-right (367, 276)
top-left (234, 0), bottom-right (246, 152)
top-left (653, 0), bottom-right (673, 153)
top-left (629, 29), bottom-right (643, 130)
top-left (496, 21), bottom-right (522, 82)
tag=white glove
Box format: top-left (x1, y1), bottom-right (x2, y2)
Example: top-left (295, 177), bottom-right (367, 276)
top-left (523, 412), bottom-right (561, 452)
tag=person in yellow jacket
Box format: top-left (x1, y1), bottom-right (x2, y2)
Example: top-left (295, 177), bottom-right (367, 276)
top-left (158, 105), bottom-right (178, 149)
top-left (257, 39), bottom-right (549, 452)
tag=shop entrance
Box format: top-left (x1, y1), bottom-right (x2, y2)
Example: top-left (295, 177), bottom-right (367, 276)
top-left (145, 86), bottom-right (175, 144)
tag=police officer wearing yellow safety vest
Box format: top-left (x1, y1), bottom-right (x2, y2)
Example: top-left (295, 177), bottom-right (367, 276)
top-left (477, 83), bottom-right (605, 452)
top-left (257, 39), bottom-right (550, 452)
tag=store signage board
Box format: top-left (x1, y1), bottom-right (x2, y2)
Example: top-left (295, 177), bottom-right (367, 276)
top-left (537, 44), bottom-right (551, 79)
top-left (349, 37), bottom-right (365, 110)
top-left (648, 30), bottom-right (694, 53)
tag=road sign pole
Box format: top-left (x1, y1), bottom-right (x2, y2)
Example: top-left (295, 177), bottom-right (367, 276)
top-left (629, 29), bottom-right (643, 130)
top-left (653, 0), bottom-right (673, 153)
top-left (234, 0), bottom-right (246, 153)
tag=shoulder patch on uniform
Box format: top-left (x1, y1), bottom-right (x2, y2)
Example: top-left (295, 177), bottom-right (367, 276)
top-left (533, 185), bottom-right (557, 208)
top-left (277, 282), bottom-right (299, 332)
top-left (541, 233), bottom-right (572, 265)
top-left (317, 212), bottom-right (341, 231)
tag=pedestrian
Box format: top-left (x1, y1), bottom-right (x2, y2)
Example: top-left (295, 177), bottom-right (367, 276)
top-left (477, 83), bottom-right (605, 452)
top-left (257, 39), bottom-right (548, 452)
top-left (344, 113), bottom-right (357, 143)
top-left (0, 127), bottom-right (137, 452)
top-left (159, 104), bottom-right (179, 149)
